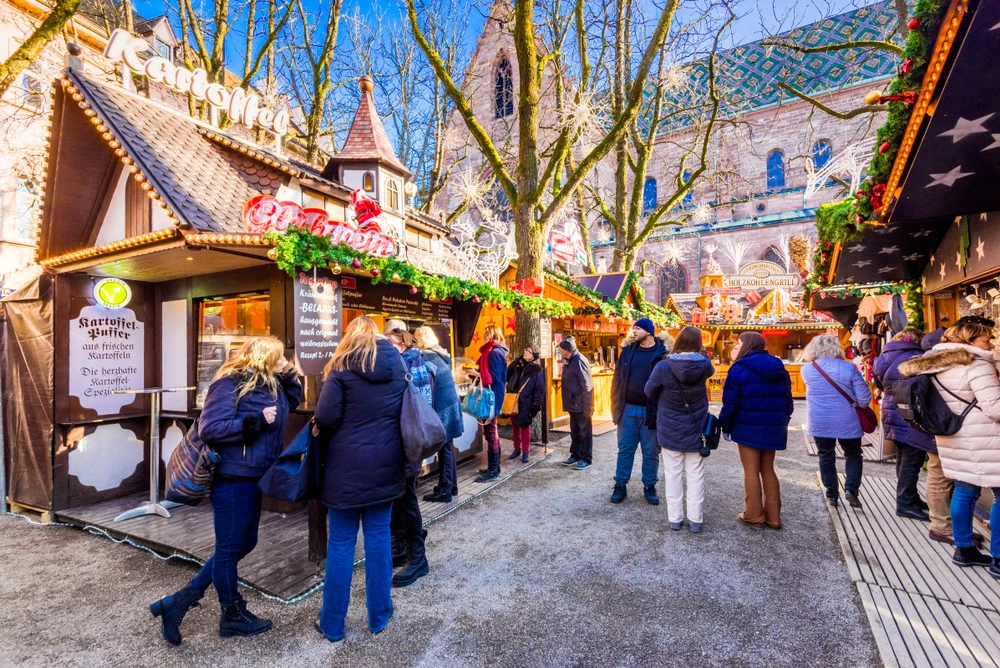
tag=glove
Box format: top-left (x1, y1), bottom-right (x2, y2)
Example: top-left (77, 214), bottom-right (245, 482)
top-left (530, 405), bottom-right (541, 418)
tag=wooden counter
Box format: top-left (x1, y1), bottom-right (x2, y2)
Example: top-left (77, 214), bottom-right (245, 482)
top-left (549, 371), bottom-right (614, 425)
top-left (710, 363), bottom-right (806, 400)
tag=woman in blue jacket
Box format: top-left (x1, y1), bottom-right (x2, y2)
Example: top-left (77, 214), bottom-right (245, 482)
top-left (150, 336), bottom-right (301, 645)
top-left (315, 316), bottom-right (406, 642)
top-left (415, 326), bottom-right (465, 504)
top-left (801, 334), bottom-right (871, 509)
top-left (719, 332), bottom-right (793, 529)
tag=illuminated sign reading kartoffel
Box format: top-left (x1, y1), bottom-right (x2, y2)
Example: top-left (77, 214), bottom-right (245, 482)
top-left (722, 261), bottom-right (799, 290)
top-left (102, 29), bottom-right (289, 135)
top-left (242, 195), bottom-right (396, 257)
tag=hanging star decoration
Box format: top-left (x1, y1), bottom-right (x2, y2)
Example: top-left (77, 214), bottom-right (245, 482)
top-left (983, 135), bottom-right (1000, 152)
top-left (938, 114), bottom-right (995, 143)
top-left (927, 166), bottom-right (973, 188)
top-left (977, 237), bottom-right (986, 261)
top-left (939, 263), bottom-right (947, 280)
top-left (471, 331), bottom-right (482, 345)
top-left (506, 315), bottom-right (517, 333)
top-left (879, 245), bottom-right (900, 254)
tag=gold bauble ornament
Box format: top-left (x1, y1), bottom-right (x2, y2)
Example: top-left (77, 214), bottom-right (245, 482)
top-left (392, 272), bottom-right (401, 282)
top-left (332, 263), bottom-right (342, 275)
top-left (864, 90), bottom-right (882, 105)
top-left (266, 248), bottom-right (277, 261)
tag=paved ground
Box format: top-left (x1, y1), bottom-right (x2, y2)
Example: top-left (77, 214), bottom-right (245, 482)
top-left (0, 402), bottom-right (882, 667)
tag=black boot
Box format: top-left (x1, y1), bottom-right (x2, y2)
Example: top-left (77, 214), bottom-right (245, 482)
top-left (423, 490), bottom-right (453, 503)
top-left (508, 449), bottom-right (522, 460)
top-left (391, 532), bottom-right (409, 568)
top-left (644, 485), bottom-right (660, 505)
top-left (392, 541), bottom-right (429, 588)
top-left (150, 586), bottom-right (203, 646)
top-left (522, 450), bottom-right (529, 463)
top-left (610, 483), bottom-right (627, 504)
top-left (952, 546), bottom-right (993, 568)
top-left (475, 450), bottom-right (500, 482)
top-left (219, 597), bottom-right (272, 638)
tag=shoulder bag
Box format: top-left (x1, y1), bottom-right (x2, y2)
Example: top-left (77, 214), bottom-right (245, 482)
top-left (501, 373), bottom-right (534, 418)
top-left (667, 364), bottom-right (721, 453)
top-left (399, 358), bottom-right (447, 465)
top-left (165, 419), bottom-right (220, 506)
top-left (811, 362), bottom-right (878, 434)
top-left (257, 423), bottom-right (321, 503)
top-left (463, 376), bottom-right (496, 422)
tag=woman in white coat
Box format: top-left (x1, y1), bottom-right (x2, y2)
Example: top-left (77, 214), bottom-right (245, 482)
top-left (899, 321), bottom-right (1000, 577)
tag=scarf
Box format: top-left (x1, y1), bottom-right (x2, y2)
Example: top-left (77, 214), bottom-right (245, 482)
top-left (478, 340), bottom-right (496, 386)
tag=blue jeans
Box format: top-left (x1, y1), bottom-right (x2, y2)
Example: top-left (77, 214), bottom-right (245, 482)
top-left (320, 503), bottom-right (394, 640)
top-left (951, 482), bottom-right (1000, 556)
top-left (614, 404), bottom-right (658, 487)
top-left (189, 479), bottom-right (262, 606)
top-left (814, 437), bottom-right (863, 499)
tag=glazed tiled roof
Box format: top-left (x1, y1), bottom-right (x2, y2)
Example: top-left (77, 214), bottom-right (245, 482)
top-left (643, 0), bottom-right (901, 132)
top-left (70, 71), bottom-right (287, 234)
top-left (333, 77), bottom-right (411, 176)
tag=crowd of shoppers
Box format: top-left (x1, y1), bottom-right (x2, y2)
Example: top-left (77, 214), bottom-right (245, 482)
top-left (151, 311), bottom-right (1000, 647)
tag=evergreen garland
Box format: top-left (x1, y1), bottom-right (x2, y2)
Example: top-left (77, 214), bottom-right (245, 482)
top-left (265, 228), bottom-right (574, 318)
top-left (544, 269), bottom-right (683, 327)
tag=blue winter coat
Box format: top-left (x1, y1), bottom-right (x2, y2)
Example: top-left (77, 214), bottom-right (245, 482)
top-left (872, 340), bottom-right (937, 453)
top-left (800, 357), bottom-right (872, 439)
top-left (718, 350), bottom-right (794, 451)
top-left (611, 337), bottom-right (667, 423)
top-left (422, 347), bottom-right (465, 442)
top-left (560, 352), bottom-right (594, 414)
top-left (199, 370), bottom-right (302, 479)
top-left (645, 353), bottom-right (715, 452)
top-left (315, 337), bottom-right (407, 509)
top-left (506, 357), bottom-right (545, 428)
top-left (484, 343), bottom-right (510, 401)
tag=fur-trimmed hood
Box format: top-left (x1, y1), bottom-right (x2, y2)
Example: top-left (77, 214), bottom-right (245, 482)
top-left (621, 330), bottom-right (674, 350)
top-left (898, 343), bottom-right (989, 377)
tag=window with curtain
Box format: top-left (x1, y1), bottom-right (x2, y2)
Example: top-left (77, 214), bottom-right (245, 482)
top-left (812, 140), bottom-right (832, 170)
top-left (387, 180), bottom-right (399, 210)
top-left (494, 57), bottom-right (513, 119)
top-left (682, 171), bottom-right (693, 204)
top-left (643, 178), bottom-right (657, 213)
top-left (766, 150), bottom-right (785, 189)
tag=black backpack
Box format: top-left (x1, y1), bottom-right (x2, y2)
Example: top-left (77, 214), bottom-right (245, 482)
top-left (891, 374), bottom-right (978, 436)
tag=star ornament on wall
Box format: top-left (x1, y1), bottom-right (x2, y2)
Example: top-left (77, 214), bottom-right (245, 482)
top-left (940, 262), bottom-right (947, 280)
top-left (879, 246), bottom-right (900, 254)
top-left (506, 315), bottom-right (517, 333)
top-left (903, 253), bottom-right (922, 262)
top-left (982, 135), bottom-right (1000, 152)
top-left (927, 166), bottom-right (974, 188)
top-left (878, 267), bottom-right (896, 274)
top-left (854, 260), bottom-right (871, 268)
top-left (977, 237), bottom-right (986, 260)
top-left (956, 252), bottom-right (963, 270)
top-left (848, 245), bottom-right (866, 253)
top-left (938, 114), bottom-right (995, 143)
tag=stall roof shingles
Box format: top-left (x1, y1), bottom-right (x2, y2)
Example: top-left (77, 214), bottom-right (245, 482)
top-left (334, 86), bottom-right (410, 175)
top-left (70, 72), bottom-right (284, 234)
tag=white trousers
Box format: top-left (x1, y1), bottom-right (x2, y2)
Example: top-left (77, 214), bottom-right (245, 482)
top-left (661, 449), bottom-right (705, 524)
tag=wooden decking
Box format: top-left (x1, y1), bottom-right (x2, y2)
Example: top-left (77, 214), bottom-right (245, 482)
top-left (826, 473), bottom-right (1000, 667)
top-left (549, 419), bottom-right (616, 436)
top-left (55, 442), bottom-right (552, 602)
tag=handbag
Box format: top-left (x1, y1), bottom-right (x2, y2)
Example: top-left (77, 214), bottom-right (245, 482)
top-left (399, 359), bottom-right (447, 466)
top-left (500, 375), bottom-right (533, 418)
top-left (668, 365), bottom-right (721, 453)
top-left (257, 423), bottom-right (320, 503)
top-left (463, 377), bottom-right (495, 422)
top-left (811, 362), bottom-right (878, 434)
top-left (165, 419), bottom-right (220, 506)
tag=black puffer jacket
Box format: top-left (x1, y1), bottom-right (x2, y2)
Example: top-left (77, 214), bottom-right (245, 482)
top-left (560, 352), bottom-right (594, 414)
top-left (315, 337), bottom-right (407, 509)
top-left (506, 357), bottom-right (545, 428)
top-left (644, 353), bottom-right (715, 452)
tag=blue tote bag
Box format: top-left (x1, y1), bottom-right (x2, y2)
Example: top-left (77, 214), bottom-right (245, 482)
top-left (258, 424), bottom-right (320, 503)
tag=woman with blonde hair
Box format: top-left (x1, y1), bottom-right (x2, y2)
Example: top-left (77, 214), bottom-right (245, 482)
top-left (800, 334), bottom-right (870, 509)
top-left (414, 326), bottom-right (465, 504)
top-left (150, 336), bottom-right (301, 645)
top-left (899, 321), bottom-right (1000, 573)
top-left (471, 323), bottom-right (509, 481)
top-left (315, 316), bottom-right (407, 641)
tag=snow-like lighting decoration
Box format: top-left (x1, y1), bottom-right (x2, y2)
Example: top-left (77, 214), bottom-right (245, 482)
top-left (804, 140), bottom-right (871, 202)
top-left (719, 236), bottom-right (753, 273)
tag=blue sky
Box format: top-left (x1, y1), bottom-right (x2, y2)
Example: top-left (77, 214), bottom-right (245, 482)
top-left (132, 0), bottom-right (875, 79)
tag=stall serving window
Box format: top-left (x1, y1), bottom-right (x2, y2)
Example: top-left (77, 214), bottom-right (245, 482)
top-left (196, 293), bottom-right (271, 406)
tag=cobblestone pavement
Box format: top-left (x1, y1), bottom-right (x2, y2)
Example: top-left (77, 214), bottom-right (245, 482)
top-left (0, 403), bottom-right (880, 667)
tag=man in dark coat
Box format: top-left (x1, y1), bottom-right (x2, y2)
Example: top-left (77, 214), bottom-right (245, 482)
top-left (559, 336), bottom-right (594, 470)
top-left (609, 318), bottom-right (668, 505)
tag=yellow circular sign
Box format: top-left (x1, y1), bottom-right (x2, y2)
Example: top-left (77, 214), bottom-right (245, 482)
top-left (94, 278), bottom-right (132, 309)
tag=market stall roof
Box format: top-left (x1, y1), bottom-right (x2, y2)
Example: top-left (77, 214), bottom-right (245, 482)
top-left (665, 294), bottom-right (700, 322)
top-left (829, 0), bottom-right (998, 287)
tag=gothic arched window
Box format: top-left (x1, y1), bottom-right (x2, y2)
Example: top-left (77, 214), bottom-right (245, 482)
top-left (761, 246), bottom-right (784, 269)
top-left (766, 150), bottom-right (785, 189)
top-left (494, 57), bottom-right (513, 119)
top-left (813, 140), bottom-right (833, 170)
top-left (643, 178), bottom-right (657, 213)
top-left (661, 262), bottom-right (687, 297)
top-left (362, 172), bottom-right (374, 191)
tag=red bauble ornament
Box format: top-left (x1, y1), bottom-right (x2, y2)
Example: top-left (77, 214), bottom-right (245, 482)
top-left (409, 286), bottom-right (418, 294)
top-left (900, 58), bottom-right (913, 74)
top-left (908, 17), bottom-right (920, 30)
top-left (856, 214), bottom-right (864, 225)
top-left (825, 241), bottom-right (831, 248)
top-left (821, 253), bottom-right (828, 259)
top-left (370, 268), bottom-right (380, 277)
top-left (879, 141), bottom-right (891, 153)
top-left (351, 258), bottom-right (362, 269)
top-left (820, 292), bottom-right (828, 299)
top-left (472, 296), bottom-right (480, 303)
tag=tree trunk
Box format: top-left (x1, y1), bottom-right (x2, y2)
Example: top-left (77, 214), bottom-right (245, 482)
top-left (0, 0), bottom-right (81, 97)
top-left (514, 220), bottom-right (544, 356)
